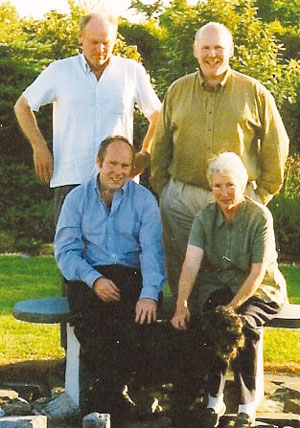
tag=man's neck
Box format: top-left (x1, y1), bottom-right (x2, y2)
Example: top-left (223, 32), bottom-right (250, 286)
top-left (100, 188), bottom-right (114, 206)
top-left (85, 56), bottom-right (111, 80)
top-left (203, 69), bottom-right (228, 89)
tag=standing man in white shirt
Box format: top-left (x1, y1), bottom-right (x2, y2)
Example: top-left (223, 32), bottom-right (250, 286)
top-left (14, 12), bottom-right (161, 351)
top-left (14, 12), bottom-right (161, 221)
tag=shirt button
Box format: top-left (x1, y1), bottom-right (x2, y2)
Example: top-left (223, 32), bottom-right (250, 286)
top-left (112, 254), bottom-right (116, 258)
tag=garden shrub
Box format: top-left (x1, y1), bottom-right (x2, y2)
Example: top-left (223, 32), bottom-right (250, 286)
top-left (0, 160), bottom-right (53, 253)
top-left (269, 155), bottom-right (300, 261)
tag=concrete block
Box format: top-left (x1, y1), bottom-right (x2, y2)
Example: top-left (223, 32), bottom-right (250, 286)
top-left (0, 383), bottom-right (42, 402)
top-left (2, 397), bottom-right (32, 415)
top-left (33, 392), bottom-right (80, 421)
top-left (0, 389), bottom-right (18, 401)
top-left (0, 415), bottom-right (47, 428)
top-left (82, 413), bottom-right (110, 427)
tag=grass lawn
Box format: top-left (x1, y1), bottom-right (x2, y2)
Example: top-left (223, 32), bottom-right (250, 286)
top-left (0, 255), bottom-right (300, 370)
top-left (0, 255), bottom-right (64, 364)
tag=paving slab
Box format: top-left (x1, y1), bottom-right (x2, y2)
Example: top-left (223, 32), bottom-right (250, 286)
top-left (0, 415), bottom-right (47, 428)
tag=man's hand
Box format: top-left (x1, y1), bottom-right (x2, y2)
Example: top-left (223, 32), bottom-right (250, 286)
top-left (130, 151), bottom-right (151, 177)
top-left (92, 277), bottom-right (121, 303)
top-left (135, 298), bottom-right (157, 324)
top-left (33, 145), bottom-right (53, 183)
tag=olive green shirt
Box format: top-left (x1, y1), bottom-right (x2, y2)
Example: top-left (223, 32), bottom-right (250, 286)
top-left (188, 197), bottom-right (287, 308)
top-left (150, 68), bottom-right (289, 205)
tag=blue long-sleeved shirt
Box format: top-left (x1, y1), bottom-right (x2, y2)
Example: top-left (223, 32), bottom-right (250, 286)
top-left (54, 176), bottom-right (166, 301)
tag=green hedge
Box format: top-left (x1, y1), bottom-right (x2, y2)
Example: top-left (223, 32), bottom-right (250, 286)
top-left (269, 155), bottom-right (300, 261)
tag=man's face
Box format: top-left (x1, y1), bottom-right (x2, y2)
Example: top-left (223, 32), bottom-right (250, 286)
top-left (193, 26), bottom-right (233, 82)
top-left (79, 17), bottom-right (116, 72)
top-left (97, 141), bottom-right (133, 193)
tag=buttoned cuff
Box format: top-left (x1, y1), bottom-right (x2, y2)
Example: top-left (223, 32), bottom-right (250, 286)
top-left (85, 270), bottom-right (103, 289)
top-left (139, 285), bottom-right (159, 301)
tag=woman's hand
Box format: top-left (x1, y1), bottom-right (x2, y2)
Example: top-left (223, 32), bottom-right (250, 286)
top-left (171, 305), bottom-right (190, 330)
top-left (225, 301), bottom-right (239, 312)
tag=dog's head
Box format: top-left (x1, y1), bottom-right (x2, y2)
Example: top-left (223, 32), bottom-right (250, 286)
top-left (202, 305), bottom-right (245, 362)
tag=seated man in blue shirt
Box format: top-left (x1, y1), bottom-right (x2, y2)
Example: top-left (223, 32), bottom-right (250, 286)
top-left (54, 135), bottom-right (165, 426)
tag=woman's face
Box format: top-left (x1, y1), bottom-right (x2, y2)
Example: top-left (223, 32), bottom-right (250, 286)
top-left (211, 172), bottom-right (244, 212)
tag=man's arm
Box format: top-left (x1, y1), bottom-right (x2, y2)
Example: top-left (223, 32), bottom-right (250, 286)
top-left (134, 190), bottom-right (166, 324)
top-left (150, 93), bottom-right (173, 196)
top-left (131, 110), bottom-right (160, 177)
top-left (257, 90), bottom-right (289, 205)
top-left (54, 189), bottom-right (102, 288)
top-left (14, 95), bottom-right (53, 183)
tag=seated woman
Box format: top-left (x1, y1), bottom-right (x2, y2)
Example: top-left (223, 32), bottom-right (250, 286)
top-left (171, 152), bottom-right (287, 428)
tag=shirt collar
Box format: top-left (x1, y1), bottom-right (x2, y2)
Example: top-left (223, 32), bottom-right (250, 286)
top-left (79, 53), bottom-right (89, 73)
top-left (94, 173), bottom-right (130, 199)
top-left (198, 66), bottom-right (232, 89)
top-left (215, 197), bottom-right (247, 228)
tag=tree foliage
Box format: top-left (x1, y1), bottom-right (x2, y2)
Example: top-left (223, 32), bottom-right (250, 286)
top-left (1, 0), bottom-right (300, 256)
top-left (0, 1), bottom-right (141, 252)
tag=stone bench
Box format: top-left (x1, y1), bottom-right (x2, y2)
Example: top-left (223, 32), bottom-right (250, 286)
top-left (13, 297), bottom-right (300, 416)
top-left (13, 297), bottom-right (80, 409)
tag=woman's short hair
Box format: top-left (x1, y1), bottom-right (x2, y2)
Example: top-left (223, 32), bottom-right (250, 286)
top-left (97, 135), bottom-right (135, 164)
top-left (207, 152), bottom-right (248, 191)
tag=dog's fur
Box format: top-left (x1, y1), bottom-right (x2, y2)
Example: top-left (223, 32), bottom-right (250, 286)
top-left (202, 305), bottom-right (246, 362)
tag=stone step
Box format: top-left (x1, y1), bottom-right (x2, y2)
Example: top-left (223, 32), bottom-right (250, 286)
top-left (0, 415), bottom-right (47, 428)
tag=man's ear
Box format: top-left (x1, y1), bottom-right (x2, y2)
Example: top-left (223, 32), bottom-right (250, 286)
top-left (192, 42), bottom-right (198, 59)
top-left (78, 31), bottom-right (82, 45)
top-left (96, 157), bottom-right (102, 169)
top-left (229, 42), bottom-right (234, 59)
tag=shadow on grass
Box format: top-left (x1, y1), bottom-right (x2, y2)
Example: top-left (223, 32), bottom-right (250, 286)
top-left (0, 358), bottom-right (64, 382)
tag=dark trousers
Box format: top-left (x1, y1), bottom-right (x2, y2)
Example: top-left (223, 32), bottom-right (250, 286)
top-left (68, 264), bottom-right (156, 415)
top-left (204, 288), bottom-right (281, 404)
top-left (53, 184), bottom-right (79, 225)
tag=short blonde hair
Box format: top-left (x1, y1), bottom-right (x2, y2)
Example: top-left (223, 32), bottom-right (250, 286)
top-left (80, 13), bottom-right (118, 34)
top-left (207, 152), bottom-right (248, 191)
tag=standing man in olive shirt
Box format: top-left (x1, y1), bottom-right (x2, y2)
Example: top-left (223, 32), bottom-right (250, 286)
top-left (150, 22), bottom-right (289, 302)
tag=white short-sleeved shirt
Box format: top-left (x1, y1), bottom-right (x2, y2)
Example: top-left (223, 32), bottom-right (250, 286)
top-left (23, 54), bottom-right (161, 187)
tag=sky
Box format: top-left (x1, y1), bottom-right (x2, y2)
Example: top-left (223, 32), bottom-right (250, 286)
top-left (6, 0), bottom-right (198, 21)
top-left (5, 0), bottom-right (175, 20)
top-left (7, 0), bottom-right (130, 18)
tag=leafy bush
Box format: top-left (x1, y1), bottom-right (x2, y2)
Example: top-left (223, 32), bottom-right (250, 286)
top-left (0, 160), bottom-right (53, 253)
top-left (269, 155), bottom-right (300, 261)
